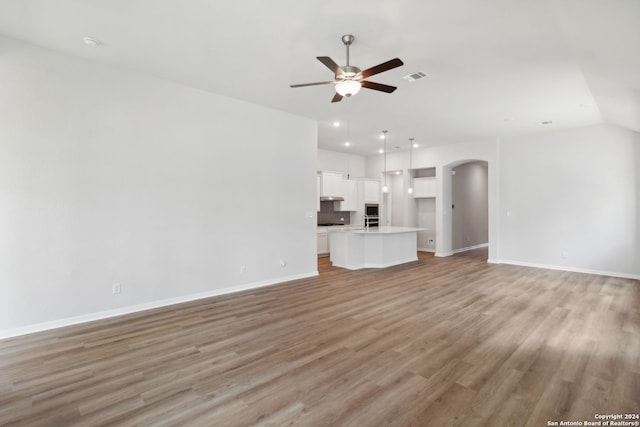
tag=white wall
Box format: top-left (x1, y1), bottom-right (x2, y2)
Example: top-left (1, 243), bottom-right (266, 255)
top-left (317, 149), bottom-right (366, 178)
top-left (498, 124), bottom-right (640, 276)
top-left (389, 173), bottom-right (404, 226)
top-left (0, 37), bottom-right (318, 337)
top-left (416, 199), bottom-right (436, 251)
top-left (366, 125), bottom-right (640, 278)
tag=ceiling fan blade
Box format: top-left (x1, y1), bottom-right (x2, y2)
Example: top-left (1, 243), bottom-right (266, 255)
top-left (361, 58), bottom-right (404, 79)
top-left (361, 81), bottom-right (397, 93)
top-left (290, 81), bottom-right (334, 88)
top-left (331, 93), bottom-right (343, 103)
top-left (317, 56), bottom-right (341, 75)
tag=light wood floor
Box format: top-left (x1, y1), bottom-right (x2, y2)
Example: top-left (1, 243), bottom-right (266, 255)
top-left (1, 249), bottom-right (638, 426)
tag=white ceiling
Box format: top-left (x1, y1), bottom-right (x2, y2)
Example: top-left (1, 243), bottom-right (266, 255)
top-left (0, 0), bottom-right (638, 156)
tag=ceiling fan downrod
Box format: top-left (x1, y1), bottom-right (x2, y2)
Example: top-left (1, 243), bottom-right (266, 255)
top-left (339, 35), bottom-right (360, 80)
top-left (342, 34), bottom-right (354, 67)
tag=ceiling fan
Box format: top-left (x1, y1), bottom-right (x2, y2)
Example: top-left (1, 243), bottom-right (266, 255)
top-left (290, 35), bottom-right (404, 103)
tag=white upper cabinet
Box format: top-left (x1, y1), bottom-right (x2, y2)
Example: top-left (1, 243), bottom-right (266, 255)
top-left (320, 172), bottom-right (345, 198)
top-left (362, 180), bottom-right (380, 203)
top-left (319, 171), bottom-right (358, 211)
top-left (339, 179), bottom-right (358, 211)
top-left (413, 177), bottom-right (436, 198)
top-left (319, 172), bottom-right (379, 211)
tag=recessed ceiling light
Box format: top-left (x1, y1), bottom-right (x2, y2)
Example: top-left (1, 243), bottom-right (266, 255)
top-left (344, 141), bottom-right (350, 147)
top-left (379, 134), bottom-right (386, 140)
top-left (333, 121), bottom-right (340, 127)
top-left (503, 117), bottom-right (515, 122)
top-left (82, 37), bottom-right (104, 47)
top-left (395, 171), bottom-right (401, 175)
top-left (413, 143), bottom-right (419, 148)
top-left (378, 148), bottom-right (384, 154)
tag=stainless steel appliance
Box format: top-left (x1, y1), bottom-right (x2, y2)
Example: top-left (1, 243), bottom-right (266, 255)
top-left (319, 196), bottom-right (344, 202)
top-left (364, 204), bottom-right (379, 228)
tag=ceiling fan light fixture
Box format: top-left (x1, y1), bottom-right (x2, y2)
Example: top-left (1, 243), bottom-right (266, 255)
top-left (335, 80), bottom-right (361, 97)
top-left (290, 34), bottom-right (403, 103)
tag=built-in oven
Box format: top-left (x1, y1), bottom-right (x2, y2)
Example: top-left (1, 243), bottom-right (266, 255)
top-left (365, 204), bottom-right (379, 228)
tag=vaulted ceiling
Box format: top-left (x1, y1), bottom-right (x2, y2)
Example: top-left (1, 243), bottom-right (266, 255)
top-left (0, 0), bottom-right (638, 156)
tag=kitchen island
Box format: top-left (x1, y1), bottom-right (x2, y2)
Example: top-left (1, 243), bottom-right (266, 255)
top-left (329, 226), bottom-right (425, 270)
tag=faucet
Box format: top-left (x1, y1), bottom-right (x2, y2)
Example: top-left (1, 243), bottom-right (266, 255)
top-left (362, 214), bottom-right (370, 230)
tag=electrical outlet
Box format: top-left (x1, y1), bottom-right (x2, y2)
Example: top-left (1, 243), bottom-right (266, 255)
top-left (561, 251), bottom-right (569, 259)
top-left (240, 265), bottom-right (246, 274)
top-left (280, 260), bottom-right (287, 268)
top-left (428, 239), bottom-right (434, 245)
top-left (112, 283), bottom-right (121, 294)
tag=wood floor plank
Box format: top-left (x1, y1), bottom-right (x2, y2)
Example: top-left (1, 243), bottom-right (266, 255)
top-left (1, 249), bottom-right (638, 426)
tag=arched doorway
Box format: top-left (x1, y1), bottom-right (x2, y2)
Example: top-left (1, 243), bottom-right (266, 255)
top-left (452, 161), bottom-right (488, 253)
top-left (436, 159), bottom-right (490, 260)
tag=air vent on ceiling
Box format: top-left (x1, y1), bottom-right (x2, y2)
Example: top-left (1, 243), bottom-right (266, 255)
top-left (402, 71), bottom-right (428, 82)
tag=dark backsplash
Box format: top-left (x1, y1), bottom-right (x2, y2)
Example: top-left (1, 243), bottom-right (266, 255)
top-left (318, 201), bottom-right (351, 225)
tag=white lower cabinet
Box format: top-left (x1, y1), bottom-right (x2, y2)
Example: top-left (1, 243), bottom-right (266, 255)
top-left (317, 228), bottom-right (328, 255)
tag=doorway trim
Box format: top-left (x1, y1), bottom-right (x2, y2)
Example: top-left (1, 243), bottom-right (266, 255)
top-left (435, 158), bottom-right (496, 261)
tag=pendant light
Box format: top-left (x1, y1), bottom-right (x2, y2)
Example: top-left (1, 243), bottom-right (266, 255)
top-left (407, 138), bottom-right (414, 194)
top-left (381, 130), bottom-right (389, 193)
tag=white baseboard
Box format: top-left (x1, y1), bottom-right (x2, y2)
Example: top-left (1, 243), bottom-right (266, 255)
top-left (434, 251), bottom-right (453, 257)
top-left (418, 247), bottom-right (435, 253)
top-left (0, 271), bottom-right (319, 340)
top-left (452, 243), bottom-right (489, 254)
top-left (491, 259), bottom-right (640, 280)
top-left (333, 257), bottom-right (419, 270)
top-left (435, 243), bottom-right (488, 258)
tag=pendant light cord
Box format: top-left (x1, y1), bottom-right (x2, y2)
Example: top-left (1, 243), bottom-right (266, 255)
top-left (408, 138), bottom-right (414, 194)
top-left (409, 138), bottom-right (414, 170)
top-left (382, 130), bottom-right (388, 189)
top-left (346, 98), bottom-right (351, 179)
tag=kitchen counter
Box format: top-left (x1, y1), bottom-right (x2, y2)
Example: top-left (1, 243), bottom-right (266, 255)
top-left (329, 226), bottom-right (425, 270)
top-left (330, 226), bottom-right (424, 234)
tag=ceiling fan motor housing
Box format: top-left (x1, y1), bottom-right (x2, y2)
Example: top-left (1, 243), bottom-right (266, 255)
top-left (337, 65), bottom-right (362, 80)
